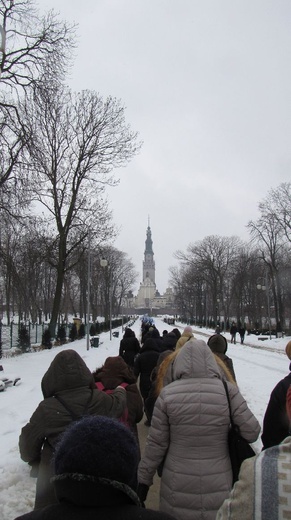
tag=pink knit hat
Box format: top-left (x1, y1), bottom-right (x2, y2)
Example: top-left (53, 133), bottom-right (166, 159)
top-left (183, 326), bottom-right (193, 334)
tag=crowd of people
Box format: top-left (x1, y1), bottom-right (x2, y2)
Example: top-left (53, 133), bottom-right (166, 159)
top-left (15, 319), bottom-right (291, 520)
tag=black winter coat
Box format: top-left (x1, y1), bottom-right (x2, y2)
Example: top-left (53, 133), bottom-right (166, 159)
top-left (14, 474), bottom-right (177, 520)
top-left (261, 372), bottom-right (291, 449)
top-left (134, 344), bottom-right (160, 400)
top-left (161, 332), bottom-right (177, 351)
top-left (19, 350), bottom-right (126, 510)
top-left (119, 336), bottom-right (141, 367)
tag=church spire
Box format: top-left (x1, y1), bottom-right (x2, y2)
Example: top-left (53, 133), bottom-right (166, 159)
top-left (143, 219), bottom-right (155, 284)
top-left (145, 220), bottom-right (153, 255)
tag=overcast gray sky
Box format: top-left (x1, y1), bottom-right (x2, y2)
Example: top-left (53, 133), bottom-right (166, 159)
top-left (43, 0), bottom-right (291, 293)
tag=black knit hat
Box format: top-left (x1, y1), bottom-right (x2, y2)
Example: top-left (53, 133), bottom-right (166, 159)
top-left (54, 415), bottom-right (139, 488)
top-left (207, 334), bottom-right (228, 354)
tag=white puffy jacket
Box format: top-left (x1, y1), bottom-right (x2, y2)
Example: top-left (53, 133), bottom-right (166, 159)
top-left (138, 339), bottom-right (260, 520)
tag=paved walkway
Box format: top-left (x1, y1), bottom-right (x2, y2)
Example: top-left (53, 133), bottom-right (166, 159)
top-left (137, 415), bottom-right (160, 510)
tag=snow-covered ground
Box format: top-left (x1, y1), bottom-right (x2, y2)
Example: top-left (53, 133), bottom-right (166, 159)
top-left (0, 317), bottom-right (290, 520)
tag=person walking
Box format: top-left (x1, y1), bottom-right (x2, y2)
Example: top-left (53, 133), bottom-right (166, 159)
top-left (207, 333), bottom-right (236, 382)
top-left (230, 323), bottom-right (237, 344)
top-left (238, 325), bottom-right (246, 344)
top-left (93, 355), bottom-right (144, 454)
top-left (134, 336), bottom-right (161, 423)
top-left (217, 388), bottom-right (291, 519)
top-left (137, 339), bottom-right (260, 520)
top-left (119, 328), bottom-right (141, 368)
top-left (261, 340), bottom-right (291, 449)
top-left (161, 331), bottom-right (177, 351)
top-left (15, 416), bottom-right (177, 520)
top-left (19, 350), bottom-right (127, 511)
top-left (144, 350), bottom-right (173, 426)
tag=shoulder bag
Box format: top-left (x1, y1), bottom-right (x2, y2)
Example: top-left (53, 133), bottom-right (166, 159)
top-left (223, 380), bottom-right (256, 485)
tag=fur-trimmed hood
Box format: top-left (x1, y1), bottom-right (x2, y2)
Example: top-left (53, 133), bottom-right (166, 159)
top-left (175, 331), bottom-right (194, 350)
top-left (155, 338), bottom-right (236, 396)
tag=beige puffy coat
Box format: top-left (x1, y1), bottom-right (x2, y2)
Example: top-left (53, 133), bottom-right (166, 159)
top-left (138, 339), bottom-right (260, 520)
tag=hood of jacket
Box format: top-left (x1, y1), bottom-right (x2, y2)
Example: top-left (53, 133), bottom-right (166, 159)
top-left (172, 339), bottom-right (220, 381)
top-left (94, 356), bottom-right (136, 388)
top-left (140, 339), bottom-right (161, 353)
top-left (41, 349), bottom-right (94, 398)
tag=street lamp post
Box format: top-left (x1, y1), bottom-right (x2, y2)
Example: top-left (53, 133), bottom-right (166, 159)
top-left (257, 275), bottom-right (271, 340)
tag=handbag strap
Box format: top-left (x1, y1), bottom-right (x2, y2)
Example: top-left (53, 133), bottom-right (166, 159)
top-left (54, 390), bottom-right (92, 421)
top-left (222, 380), bottom-right (235, 429)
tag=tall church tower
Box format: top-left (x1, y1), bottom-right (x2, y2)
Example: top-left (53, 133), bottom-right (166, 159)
top-left (143, 219), bottom-right (155, 284)
top-left (135, 218), bottom-right (157, 309)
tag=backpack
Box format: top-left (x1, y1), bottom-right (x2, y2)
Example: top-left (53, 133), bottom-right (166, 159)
top-left (95, 381), bottom-right (130, 428)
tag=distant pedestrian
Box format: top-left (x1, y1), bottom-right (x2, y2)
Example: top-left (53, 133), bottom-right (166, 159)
top-left (239, 326), bottom-right (246, 344)
top-left (119, 328), bottom-right (141, 368)
top-left (230, 323), bottom-right (237, 344)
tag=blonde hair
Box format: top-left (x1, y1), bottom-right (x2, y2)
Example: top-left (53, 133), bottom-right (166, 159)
top-left (213, 354), bottom-right (237, 385)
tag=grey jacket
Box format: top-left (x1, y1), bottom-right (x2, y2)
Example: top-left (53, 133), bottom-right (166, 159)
top-left (138, 339), bottom-right (260, 520)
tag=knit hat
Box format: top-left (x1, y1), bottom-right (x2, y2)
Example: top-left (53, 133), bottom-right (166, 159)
top-left (54, 415), bottom-right (139, 488)
top-left (207, 334), bottom-right (228, 354)
top-left (183, 326), bottom-right (193, 334)
top-left (172, 328), bottom-right (181, 339)
top-left (285, 341), bottom-right (291, 360)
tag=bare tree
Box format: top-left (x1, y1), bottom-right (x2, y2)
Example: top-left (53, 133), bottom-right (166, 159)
top-left (0, 0), bottom-right (76, 212)
top-left (0, 0), bottom-right (76, 95)
top-left (261, 182), bottom-right (291, 244)
top-left (248, 207), bottom-right (286, 327)
top-left (21, 83), bottom-right (141, 335)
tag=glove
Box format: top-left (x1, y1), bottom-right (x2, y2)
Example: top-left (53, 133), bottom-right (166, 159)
top-left (29, 460), bottom-right (40, 478)
top-left (137, 482), bottom-right (149, 504)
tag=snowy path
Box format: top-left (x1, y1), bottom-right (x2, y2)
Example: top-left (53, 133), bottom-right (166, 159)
top-left (0, 317), bottom-right (290, 519)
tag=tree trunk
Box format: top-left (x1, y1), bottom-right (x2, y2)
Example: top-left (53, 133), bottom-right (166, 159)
top-left (49, 238), bottom-right (66, 338)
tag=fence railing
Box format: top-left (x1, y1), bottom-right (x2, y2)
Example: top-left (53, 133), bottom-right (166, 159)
top-left (0, 322), bottom-right (72, 351)
top-left (0, 316), bottom-right (134, 352)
